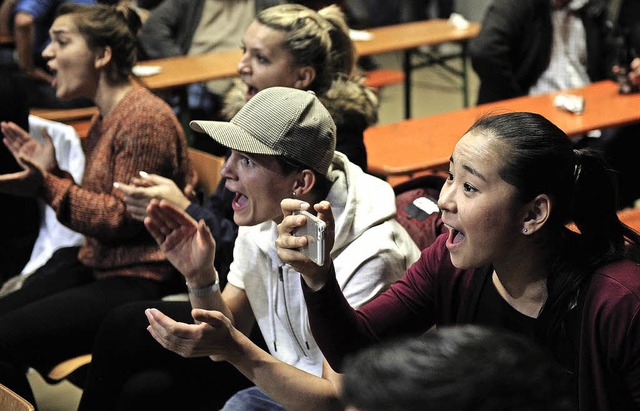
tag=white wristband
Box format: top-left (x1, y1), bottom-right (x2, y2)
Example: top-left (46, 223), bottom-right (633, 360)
top-left (186, 277), bottom-right (220, 297)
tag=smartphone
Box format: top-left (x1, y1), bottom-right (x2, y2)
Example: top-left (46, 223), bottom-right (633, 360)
top-left (292, 210), bottom-right (326, 266)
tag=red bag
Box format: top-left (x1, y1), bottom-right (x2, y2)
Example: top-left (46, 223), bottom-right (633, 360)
top-left (393, 174), bottom-right (446, 251)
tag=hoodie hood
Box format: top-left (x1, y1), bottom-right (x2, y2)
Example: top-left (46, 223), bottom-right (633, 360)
top-left (324, 151), bottom-right (395, 254)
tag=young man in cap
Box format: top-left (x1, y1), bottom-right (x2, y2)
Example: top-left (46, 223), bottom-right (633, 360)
top-left (78, 87), bottom-right (420, 411)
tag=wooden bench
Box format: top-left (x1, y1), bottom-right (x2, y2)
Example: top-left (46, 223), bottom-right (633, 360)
top-left (619, 207), bottom-right (640, 233)
top-left (363, 69), bottom-right (405, 90)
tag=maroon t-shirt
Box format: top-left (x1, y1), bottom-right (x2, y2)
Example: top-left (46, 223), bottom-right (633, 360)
top-left (303, 234), bottom-right (640, 410)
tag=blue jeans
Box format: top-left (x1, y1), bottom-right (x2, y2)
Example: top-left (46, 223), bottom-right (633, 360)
top-left (221, 386), bottom-right (287, 411)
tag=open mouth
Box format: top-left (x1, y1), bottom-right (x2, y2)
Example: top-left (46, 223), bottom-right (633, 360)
top-left (49, 68), bottom-right (58, 87)
top-left (232, 191), bottom-right (249, 211)
top-left (444, 224), bottom-right (465, 248)
top-left (451, 228), bottom-right (465, 244)
top-left (245, 85), bottom-right (258, 101)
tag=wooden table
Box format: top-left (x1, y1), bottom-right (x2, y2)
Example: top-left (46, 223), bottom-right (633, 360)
top-left (136, 19), bottom-right (480, 117)
top-left (136, 49), bottom-right (241, 91)
top-left (354, 19), bottom-right (481, 118)
top-left (365, 80), bottom-right (640, 180)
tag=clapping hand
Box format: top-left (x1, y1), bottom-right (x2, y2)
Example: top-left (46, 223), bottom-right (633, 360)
top-left (0, 121), bottom-right (57, 196)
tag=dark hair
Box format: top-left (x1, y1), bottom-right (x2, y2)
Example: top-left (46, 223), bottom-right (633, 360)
top-left (467, 112), bottom-right (640, 345)
top-left (276, 155), bottom-right (332, 203)
top-left (257, 4), bottom-right (355, 95)
top-left (341, 325), bottom-right (575, 411)
top-left (55, 3), bottom-right (142, 83)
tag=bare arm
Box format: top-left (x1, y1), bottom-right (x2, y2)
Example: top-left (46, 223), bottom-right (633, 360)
top-left (145, 307), bottom-right (344, 411)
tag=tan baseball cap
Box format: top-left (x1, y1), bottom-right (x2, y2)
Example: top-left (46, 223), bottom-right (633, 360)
top-left (190, 87), bottom-right (336, 175)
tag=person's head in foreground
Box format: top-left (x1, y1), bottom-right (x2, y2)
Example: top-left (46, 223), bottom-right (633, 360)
top-left (438, 111), bottom-right (638, 339)
top-left (341, 325), bottom-right (575, 411)
top-left (190, 86), bottom-right (336, 226)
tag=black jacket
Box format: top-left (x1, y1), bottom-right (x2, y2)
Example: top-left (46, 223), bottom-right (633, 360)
top-left (469, 0), bottom-right (616, 104)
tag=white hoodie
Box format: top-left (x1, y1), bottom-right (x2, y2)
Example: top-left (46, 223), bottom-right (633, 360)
top-left (227, 152), bottom-right (420, 376)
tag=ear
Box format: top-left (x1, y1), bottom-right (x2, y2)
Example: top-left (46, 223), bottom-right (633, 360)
top-left (522, 194), bottom-right (551, 235)
top-left (294, 66), bottom-right (316, 90)
top-left (94, 45), bottom-right (112, 71)
top-left (291, 169), bottom-right (316, 199)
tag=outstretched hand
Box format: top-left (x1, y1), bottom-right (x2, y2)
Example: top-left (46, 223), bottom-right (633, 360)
top-left (145, 307), bottom-right (241, 362)
top-left (276, 199), bottom-right (335, 291)
top-left (115, 172), bottom-right (192, 221)
top-left (144, 199), bottom-right (217, 284)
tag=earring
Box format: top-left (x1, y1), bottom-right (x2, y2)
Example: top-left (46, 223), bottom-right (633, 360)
top-left (522, 228), bottom-right (528, 233)
top-left (292, 192), bottom-right (296, 197)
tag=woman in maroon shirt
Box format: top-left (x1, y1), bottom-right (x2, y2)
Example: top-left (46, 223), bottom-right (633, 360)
top-left (277, 111), bottom-right (640, 411)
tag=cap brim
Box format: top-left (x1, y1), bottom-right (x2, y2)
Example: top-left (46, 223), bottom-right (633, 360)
top-left (189, 120), bottom-right (280, 156)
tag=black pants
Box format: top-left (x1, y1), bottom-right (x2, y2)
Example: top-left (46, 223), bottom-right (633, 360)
top-left (0, 247), bottom-right (168, 408)
top-left (78, 300), bottom-right (253, 411)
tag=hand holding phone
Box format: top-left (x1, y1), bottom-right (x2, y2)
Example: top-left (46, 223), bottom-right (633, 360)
top-left (292, 210), bottom-right (326, 266)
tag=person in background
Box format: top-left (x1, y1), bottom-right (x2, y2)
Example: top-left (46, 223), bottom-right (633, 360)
top-left (138, 0), bottom-right (255, 129)
top-left (222, 3), bottom-right (375, 171)
top-left (341, 325), bottom-right (574, 411)
top-left (0, 3), bottom-right (193, 406)
top-left (469, 0), bottom-right (615, 104)
top-left (277, 111), bottom-right (640, 411)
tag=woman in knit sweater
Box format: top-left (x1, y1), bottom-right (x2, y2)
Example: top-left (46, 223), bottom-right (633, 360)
top-left (0, 3), bottom-right (193, 407)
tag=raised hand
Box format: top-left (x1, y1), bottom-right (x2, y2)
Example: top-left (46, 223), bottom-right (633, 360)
top-left (0, 121), bottom-right (57, 196)
top-left (2, 121), bottom-right (58, 173)
top-left (144, 199), bottom-right (217, 285)
top-left (276, 199), bottom-right (335, 291)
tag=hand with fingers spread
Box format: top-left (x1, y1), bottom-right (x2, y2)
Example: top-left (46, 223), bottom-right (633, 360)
top-left (144, 199), bottom-right (217, 286)
top-left (276, 199), bottom-right (335, 291)
top-left (2, 121), bottom-right (58, 172)
top-left (115, 171), bottom-right (193, 221)
top-left (145, 307), bottom-right (241, 362)
top-left (0, 121), bottom-right (58, 196)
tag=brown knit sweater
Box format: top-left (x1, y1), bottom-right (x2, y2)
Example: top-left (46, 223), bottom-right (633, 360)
top-left (42, 87), bottom-right (195, 281)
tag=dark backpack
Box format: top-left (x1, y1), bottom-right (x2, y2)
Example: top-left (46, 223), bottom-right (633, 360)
top-left (393, 174), bottom-right (446, 251)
